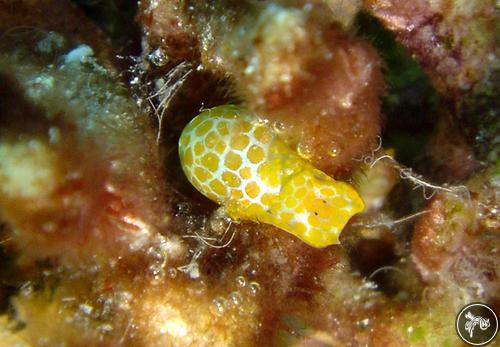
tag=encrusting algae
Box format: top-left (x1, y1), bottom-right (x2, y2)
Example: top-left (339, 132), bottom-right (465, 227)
top-left (0, 0), bottom-right (498, 346)
top-left (179, 105), bottom-right (364, 247)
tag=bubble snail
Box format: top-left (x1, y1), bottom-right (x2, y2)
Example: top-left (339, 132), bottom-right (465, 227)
top-left (178, 105), bottom-right (364, 247)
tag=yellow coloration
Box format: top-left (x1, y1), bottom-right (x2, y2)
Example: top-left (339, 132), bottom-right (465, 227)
top-left (202, 153), bottom-right (219, 172)
top-left (205, 132), bottom-right (218, 148)
top-left (195, 121), bottom-right (212, 136)
top-left (294, 222), bottom-right (307, 235)
top-left (253, 126), bottom-right (272, 144)
top-left (257, 162), bottom-right (280, 188)
top-left (183, 150), bottom-right (193, 167)
top-left (217, 122), bottom-right (229, 135)
top-left (222, 172), bottom-right (241, 188)
top-left (178, 105), bottom-right (365, 247)
top-left (194, 142), bottom-right (204, 156)
top-left (285, 197), bottom-right (297, 209)
top-left (209, 179), bottom-right (227, 197)
top-left (281, 212), bottom-right (294, 224)
top-left (261, 193), bottom-right (274, 206)
top-left (231, 190), bottom-right (243, 200)
top-left (247, 145), bottom-right (265, 164)
top-left (215, 142), bottom-right (226, 154)
top-left (308, 215), bottom-right (321, 228)
top-left (225, 151), bottom-right (242, 171)
top-left (231, 134), bottom-right (250, 150)
top-left (247, 203), bottom-right (265, 217)
top-left (240, 167), bottom-right (252, 180)
top-left (194, 167), bottom-right (211, 182)
top-left (245, 182), bottom-right (260, 199)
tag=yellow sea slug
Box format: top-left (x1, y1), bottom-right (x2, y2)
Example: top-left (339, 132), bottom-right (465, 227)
top-left (178, 105), bottom-right (364, 247)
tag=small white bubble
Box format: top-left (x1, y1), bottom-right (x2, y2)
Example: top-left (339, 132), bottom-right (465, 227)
top-left (211, 297), bottom-right (226, 315)
top-left (272, 121), bottom-right (286, 134)
top-left (148, 48), bottom-right (167, 66)
top-left (228, 291), bottom-right (243, 306)
top-left (235, 276), bottom-right (247, 288)
top-left (297, 142), bottom-right (313, 160)
top-left (98, 323), bottom-right (113, 333)
top-left (78, 303), bottom-right (93, 315)
top-left (167, 268), bottom-right (178, 278)
top-left (328, 147), bottom-right (340, 158)
top-left (357, 318), bottom-right (370, 328)
top-left (248, 282), bottom-right (261, 296)
top-left (148, 263), bottom-right (165, 280)
top-left (42, 222), bottom-right (56, 233)
top-left (48, 127), bottom-right (61, 144)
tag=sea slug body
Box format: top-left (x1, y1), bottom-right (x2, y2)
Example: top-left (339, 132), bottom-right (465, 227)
top-left (178, 105), bottom-right (364, 247)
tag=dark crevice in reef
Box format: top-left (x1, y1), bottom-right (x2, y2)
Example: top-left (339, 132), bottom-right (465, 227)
top-left (72, 0), bottom-right (142, 57)
top-left (0, 73), bottom-right (53, 136)
top-left (355, 11), bottom-right (439, 168)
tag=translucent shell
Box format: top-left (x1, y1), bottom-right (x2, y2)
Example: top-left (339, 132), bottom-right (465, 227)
top-left (178, 105), bottom-right (364, 247)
